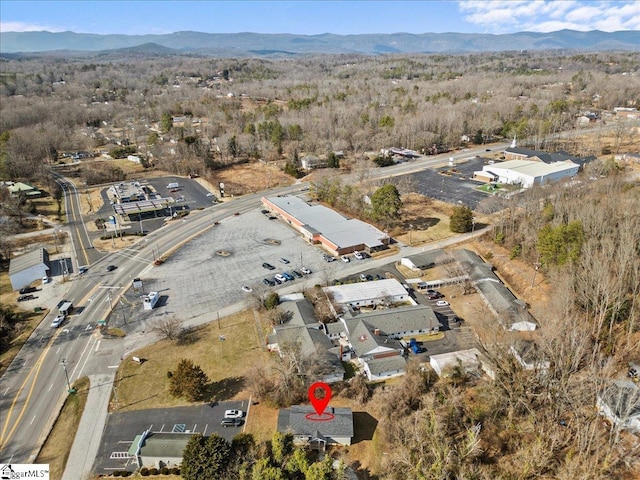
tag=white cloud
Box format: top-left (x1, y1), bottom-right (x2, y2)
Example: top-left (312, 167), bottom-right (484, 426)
top-left (458, 0), bottom-right (640, 33)
top-left (0, 21), bottom-right (66, 33)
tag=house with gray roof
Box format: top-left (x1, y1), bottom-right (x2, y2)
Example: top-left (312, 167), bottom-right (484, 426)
top-left (597, 381), bottom-right (640, 436)
top-left (9, 247), bottom-right (50, 291)
top-left (277, 405), bottom-right (354, 448)
top-left (262, 195), bottom-right (389, 255)
top-left (510, 340), bottom-right (550, 371)
top-left (266, 299), bottom-right (345, 384)
top-left (330, 305), bottom-right (440, 381)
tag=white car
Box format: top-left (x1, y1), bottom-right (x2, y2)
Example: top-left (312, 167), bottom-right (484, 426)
top-left (435, 300), bottom-right (450, 307)
top-left (275, 273), bottom-right (287, 282)
top-left (300, 267), bottom-right (312, 275)
top-left (341, 255), bottom-right (350, 263)
top-left (241, 285), bottom-right (252, 293)
top-left (354, 251), bottom-right (364, 260)
top-left (42, 276), bottom-right (51, 284)
top-left (51, 314), bottom-right (65, 328)
top-left (224, 409), bottom-right (244, 419)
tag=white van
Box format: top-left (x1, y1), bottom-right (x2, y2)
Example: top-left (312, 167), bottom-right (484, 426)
top-left (166, 182), bottom-right (179, 189)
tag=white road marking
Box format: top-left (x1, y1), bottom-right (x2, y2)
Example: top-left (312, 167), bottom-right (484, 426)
top-left (48, 383), bottom-right (54, 392)
top-left (70, 335), bottom-right (97, 382)
top-left (29, 415), bottom-right (37, 425)
top-left (3, 387), bottom-right (10, 396)
top-left (56, 347), bottom-right (61, 354)
top-left (107, 365), bottom-right (119, 369)
top-left (95, 340), bottom-right (102, 352)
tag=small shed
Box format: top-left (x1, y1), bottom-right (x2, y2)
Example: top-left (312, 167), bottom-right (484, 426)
top-left (9, 248), bottom-right (50, 291)
top-left (429, 349), bottom-right (483, 377)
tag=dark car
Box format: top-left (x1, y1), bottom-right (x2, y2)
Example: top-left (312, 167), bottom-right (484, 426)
top-left (19, 286), bottom-right (33, 294)
top-left (221, 418), bottom-right (243, 427)
top-left (272, 276), bottom-right (283, 285)
top-left (323, 254), bottom-right (336, 263)
top-left (263, 278), bottom-right (275, 286)
top-left (106, 265), bottom-right (117, 272)
top-left (17, 294), bottom-right (34, 302)
top-left (375, 274), bottom-right (384, 280)
top-left (262, 262), bottom-right (276, 270)
top-left (292, 270), bottom-right (303, 278)
top-left (261, 209), bottom-right (269, 214)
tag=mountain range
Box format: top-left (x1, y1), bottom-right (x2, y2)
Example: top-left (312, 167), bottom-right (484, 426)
top-left (1, 30), bottom-right (639, 57)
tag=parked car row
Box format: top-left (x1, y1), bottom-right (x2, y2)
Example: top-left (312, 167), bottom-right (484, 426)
top-left (262, 266), bottom-right (312, 287)
top-left (221, 409), bottom-right (244, 427)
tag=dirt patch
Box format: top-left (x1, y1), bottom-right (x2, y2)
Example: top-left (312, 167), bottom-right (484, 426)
top-left (393, 194), bottom-right (458, 246)
top-left (207, 162), bottom-right (294, 197)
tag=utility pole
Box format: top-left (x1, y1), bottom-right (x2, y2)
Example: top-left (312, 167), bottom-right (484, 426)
top-left (61, 359), bottom-right (76, 394)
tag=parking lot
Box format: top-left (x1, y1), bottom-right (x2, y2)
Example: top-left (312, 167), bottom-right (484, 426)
top-left (93, 400), bottom-right (250, 475)
top-left (403, 156), bottom-right (496, 210)
top-left (109, 207), bottom-right (364, 332)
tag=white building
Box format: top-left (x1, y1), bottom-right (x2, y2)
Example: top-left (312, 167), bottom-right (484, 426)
top-left (323, 279), bottom-right (415, 309)
top-left (474, 159), bottom-right (579, 188)
top-left (429, 349), bottom-right (484, 377)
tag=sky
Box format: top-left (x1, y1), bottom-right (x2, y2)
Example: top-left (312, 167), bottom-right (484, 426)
top-left (1, 0), bottom-right (639, 36)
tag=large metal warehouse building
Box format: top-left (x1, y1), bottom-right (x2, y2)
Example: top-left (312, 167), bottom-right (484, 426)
top-left (474, 159), bottom-right (579, 188)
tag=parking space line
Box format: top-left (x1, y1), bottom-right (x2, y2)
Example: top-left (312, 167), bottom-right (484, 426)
top-left (202, 424), bottom-right (208, 436)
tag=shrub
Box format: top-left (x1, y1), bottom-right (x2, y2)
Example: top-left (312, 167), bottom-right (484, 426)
top-left (149, 468), bottom-right (158, 475)
top-left (170, 467), bottom-right (180, 475)
top-left (120, 472), bottom-right (131, 478)
top-left (139, 467), bottom-right (149, 476)
top-left (160, 467), bottom-right (170, 475)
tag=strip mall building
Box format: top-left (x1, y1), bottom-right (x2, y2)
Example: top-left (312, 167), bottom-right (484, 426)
top-left (261, 195), bottom-right (389, 256)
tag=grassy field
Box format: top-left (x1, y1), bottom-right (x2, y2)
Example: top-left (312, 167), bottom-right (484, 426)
top-left (36, 377), bottom-right (90, 480)
top-left (114, 311), bottom-right (267, 404)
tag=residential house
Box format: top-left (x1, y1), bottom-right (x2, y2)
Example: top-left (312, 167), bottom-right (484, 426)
top-left (596, 381), bottom-right (640, 435)
top-left (277, 405), bottom-right (354, 449)
top-left (510, 340), bottom-right (550, 371)
top-left (429, 349), bottom-right (493, 378)
top-left (266, 298), bottom-right (345, 384)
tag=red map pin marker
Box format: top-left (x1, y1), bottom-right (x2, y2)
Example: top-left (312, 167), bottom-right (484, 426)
top-left (308, 381), bottom-right (332, 416)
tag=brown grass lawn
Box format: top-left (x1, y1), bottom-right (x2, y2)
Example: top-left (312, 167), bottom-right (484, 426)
top-left (0, 306), bottom-right (50, 377)
top-left (113, 309), bottom-right (271, 402)
top-left (36, 377), bottom-right (90, 480)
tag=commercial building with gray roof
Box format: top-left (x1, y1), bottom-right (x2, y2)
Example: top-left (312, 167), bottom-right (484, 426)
top-left (453, 249), bottom-right (537, 331)
top-left (9, 247), bottom-right (50, 290)
top-left (262, 195), bottom-right (389, 255)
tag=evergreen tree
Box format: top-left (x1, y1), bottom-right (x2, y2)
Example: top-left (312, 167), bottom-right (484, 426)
top-left (169, 359), bottom-right (209, 401)
top-left (450, 205), bottom-right (473, 233)
top-left (370, 184), bottom-right (402, 224)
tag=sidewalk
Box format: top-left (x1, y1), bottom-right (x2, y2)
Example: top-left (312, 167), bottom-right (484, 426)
top-left (62, 373), bottom-right (115, 480)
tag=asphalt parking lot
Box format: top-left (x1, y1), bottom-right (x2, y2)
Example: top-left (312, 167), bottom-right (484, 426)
top-left (403, 156), bottom-right (496, 210)
top-left (111, 207), bottom-right (360, 332)
top-left (93, 400), bottom-right (250, 475)
top-left (96, 176), bottom-right (215, 236)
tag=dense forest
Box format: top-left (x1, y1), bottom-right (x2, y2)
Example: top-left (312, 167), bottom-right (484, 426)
top-left (1, 49), bottom-right (640, 479)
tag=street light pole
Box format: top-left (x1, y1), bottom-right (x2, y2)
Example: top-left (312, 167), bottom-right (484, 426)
top-left (61, 360), bottom-right (76, 393)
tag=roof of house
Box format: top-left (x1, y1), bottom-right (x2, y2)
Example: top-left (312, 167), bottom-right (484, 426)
top-left (349, 304), bottom-right (441, 334)
top-left (403, 249), bottom-right (447, 270)
top-left (8, 182), bottom-right (40, 194)
top-left (349, 320), bottom-right (402, 356)
top-left (324, 278), bottom-right (408, 305)
top-left (365, 355), bottom-right (407, 375)
top-left (9, 247), bottom-right (50, 276)
top-left (274, 299), bottom-right (345, 379)
top-left (264, 196), bottom-right (387, 249)
top-left (598, 381), bottom-right (640, 419)
top-left (277, 405), bottom-right (354, 439)
top-left (137, 432), bottom-right (195, 459)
